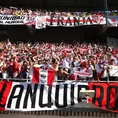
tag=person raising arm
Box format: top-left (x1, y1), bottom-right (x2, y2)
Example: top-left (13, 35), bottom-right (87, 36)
top-left (49, 56), bottom-right (60, 71)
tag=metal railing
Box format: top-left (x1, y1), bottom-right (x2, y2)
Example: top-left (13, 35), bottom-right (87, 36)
top-left (0, 110), bottom-right (117, 117)
top-left (0, 78), bottom-right (118, 83)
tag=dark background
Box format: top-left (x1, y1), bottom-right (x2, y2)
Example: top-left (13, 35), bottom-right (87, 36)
top-left (0, 0), bottom-right (118, 11)
top-left (0, 25), bottom-right (117, 44)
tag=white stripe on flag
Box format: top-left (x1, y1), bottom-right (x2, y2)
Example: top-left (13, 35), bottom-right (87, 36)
top-left (39, 69), bottom-right (48, 84)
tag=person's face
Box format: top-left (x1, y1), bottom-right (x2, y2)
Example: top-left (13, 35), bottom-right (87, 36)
top-left (73, 57), bottom-right (76, 61)
top-left (24, 62), bottom-right (27, 65)
top-left (55, 60), bottom-right (59, 65)
top-left (44, 60), bottom-right (48, 64)
top-left (107, 55), bottom-right (111, 60)
top-left (38, 61), bottom-right (41, 65)
top-left (110, 60), bottom-right (114, 65)
top-left (101, 56), bottom-right (104, 60)
top-left (81, 65), bottom-right (85, 69)
top-left (89, 61), bottom-right (92, 65)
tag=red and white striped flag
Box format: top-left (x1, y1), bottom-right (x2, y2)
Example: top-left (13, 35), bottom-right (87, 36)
top-left (70, 71), bottom-right (92, 80)
top-left (31, 67), bottom-right (56, 85)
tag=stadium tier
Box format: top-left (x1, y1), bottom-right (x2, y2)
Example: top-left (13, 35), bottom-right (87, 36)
top-left (0, 0), bottom-right (118, 115)
top-left (0, 40), bottom-right (117, 113)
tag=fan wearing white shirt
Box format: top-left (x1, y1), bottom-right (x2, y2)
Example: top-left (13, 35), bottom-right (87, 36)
top-left (62, 57), bottom-right (70, 72)
top-left (71, 56), bottom-right (79, 72)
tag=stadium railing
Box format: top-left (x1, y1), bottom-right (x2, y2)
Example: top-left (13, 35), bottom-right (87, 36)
top-left (0, 78), bottom-right (117, 83)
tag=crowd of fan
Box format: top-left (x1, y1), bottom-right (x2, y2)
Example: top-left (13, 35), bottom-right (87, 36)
top-left (0, 7), bottom-right (118, 16)
top-left (0, 39), bottom-right (118, 81)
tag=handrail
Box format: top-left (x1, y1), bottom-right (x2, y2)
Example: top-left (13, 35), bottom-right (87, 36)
top-left (0, 78), bottom-right (118, 83)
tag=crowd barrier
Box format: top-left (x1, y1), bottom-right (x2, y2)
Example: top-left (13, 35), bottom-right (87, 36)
top-left (0, 78), bottom-right (117, 83)
top-left (0, 109), bottom-right (117, 117)
top-left (0, 77), bottom-right (118, 114)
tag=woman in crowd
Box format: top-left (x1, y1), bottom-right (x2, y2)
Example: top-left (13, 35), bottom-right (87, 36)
top-left (56, 66), bottom-right (69, 81)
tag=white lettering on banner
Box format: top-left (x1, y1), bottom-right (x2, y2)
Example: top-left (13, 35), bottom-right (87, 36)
top-left (5, 82), bottom-right (88, 111)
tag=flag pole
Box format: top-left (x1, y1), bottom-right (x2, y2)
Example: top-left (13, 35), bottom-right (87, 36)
top-left (104, 0), bottom-right (108, 16)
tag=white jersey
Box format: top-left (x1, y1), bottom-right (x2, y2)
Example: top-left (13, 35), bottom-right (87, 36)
top-left (62, 58), bottom-right (70, 69)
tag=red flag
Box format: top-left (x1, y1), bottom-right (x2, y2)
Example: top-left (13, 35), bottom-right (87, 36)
top-left (32, 67), bottom-right (56, 85)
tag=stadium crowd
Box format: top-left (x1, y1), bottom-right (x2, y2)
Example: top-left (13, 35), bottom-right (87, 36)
top-left (0, 7), bottom-right (103, 17)
top-left (0, 39), bottom-right (118, 81)
top-left (0, 7), bottom-right (118, 16)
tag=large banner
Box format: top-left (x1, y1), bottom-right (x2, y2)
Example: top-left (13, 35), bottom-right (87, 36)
top-left (0, 14), bottom-right (106, 27)
top-left (0, 80), bottom-right (118, 112)
top-left (36, 15), bottom-right (106, 29)
top-left (0, 81), bottom-right (88, 111)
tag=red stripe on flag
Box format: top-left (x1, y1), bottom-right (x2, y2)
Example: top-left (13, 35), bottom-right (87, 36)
top-left (97, 70), bottom-right (104, 78)
top-left (0, 80), bottom-right (12, 111)
top-left (47, 70), bottom-right (55, 85)
top-left (32, 67), bottom-right (39, 84)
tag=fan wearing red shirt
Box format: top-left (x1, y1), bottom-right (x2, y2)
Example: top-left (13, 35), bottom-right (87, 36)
top-left (13, 57), bottom-right (20, 78)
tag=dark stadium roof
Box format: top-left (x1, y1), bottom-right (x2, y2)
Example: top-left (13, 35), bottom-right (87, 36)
top-left (1, 0), bottom-right (118, 11)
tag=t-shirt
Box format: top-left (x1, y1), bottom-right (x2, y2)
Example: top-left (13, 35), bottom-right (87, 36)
top-left (13, 61), bottom-right (19, 73)
top-left (62, 58), bottom-right (70, 69)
